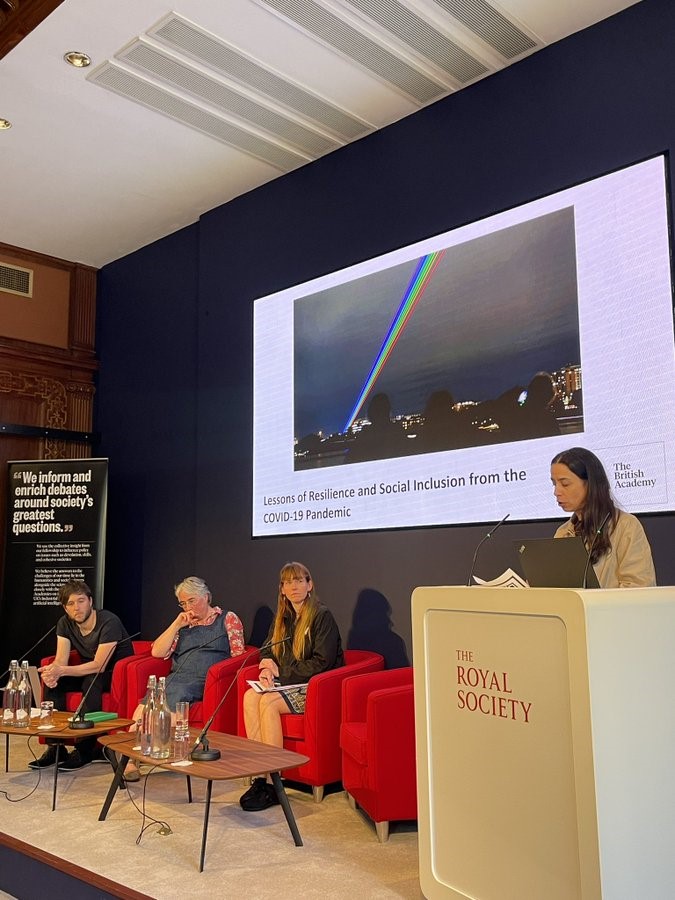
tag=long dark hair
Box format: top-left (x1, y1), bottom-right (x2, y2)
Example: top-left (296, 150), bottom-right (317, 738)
top-left (551, 447), bottom-right (617, 563)
top-left (271, 562), bottom-right (319, 661)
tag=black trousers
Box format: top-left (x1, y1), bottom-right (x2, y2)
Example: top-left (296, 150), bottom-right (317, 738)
top-left (43, 669), bottom-right (113, 714)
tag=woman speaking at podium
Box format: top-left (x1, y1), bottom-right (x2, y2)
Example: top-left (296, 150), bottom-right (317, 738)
top-left (551, 447), bottom-right (656, 588)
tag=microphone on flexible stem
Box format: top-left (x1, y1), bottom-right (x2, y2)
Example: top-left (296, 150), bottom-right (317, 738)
top-left (69, 632), bottom-right (140, 730)
top-left (191, 636), bottom-right (292, 762)
top-left (466, 513), bottom-right (511, 586)
top-left (582, 512), bottom-right (611, 589)
top-left (1, 624), bottom-right (57, 682)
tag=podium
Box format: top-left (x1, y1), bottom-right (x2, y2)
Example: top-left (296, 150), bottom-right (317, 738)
top-left (411, 586), bottom-right (675, 900)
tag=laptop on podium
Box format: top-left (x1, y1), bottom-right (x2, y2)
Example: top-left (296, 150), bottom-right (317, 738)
top-left (514, 536), bottom-right (600, 589)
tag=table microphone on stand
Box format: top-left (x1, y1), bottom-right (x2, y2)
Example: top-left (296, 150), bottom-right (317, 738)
top-left (466, 513), bottom-right (510, 586)
top-left (69, 632), bottom-right (140, 730)
top-left (191, 636), bottom-right (291, 762)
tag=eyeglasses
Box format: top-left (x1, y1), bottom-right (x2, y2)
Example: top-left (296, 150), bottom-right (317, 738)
top-left (177, 596), bottom-right (199, 609)
top-left (282, 576), bottom-right (308, 585)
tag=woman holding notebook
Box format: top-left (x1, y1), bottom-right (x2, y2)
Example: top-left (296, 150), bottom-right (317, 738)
top-left (240, 561), bottom-right (344, 811)
top-left (551, 447), bottom-right (656, 588)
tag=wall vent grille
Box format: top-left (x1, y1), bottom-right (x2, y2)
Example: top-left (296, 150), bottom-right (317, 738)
top-left (0, 263), bottom-right (33, 298)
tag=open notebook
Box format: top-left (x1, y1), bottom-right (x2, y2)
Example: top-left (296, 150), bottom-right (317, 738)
top-left (247, 680), bottom-right (308, 714)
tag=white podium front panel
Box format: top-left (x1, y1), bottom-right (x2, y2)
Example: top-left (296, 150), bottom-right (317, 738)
top-left (424, 607), bottom-right (583, 899)
top-left (412, 586), bottom-right (675, 900)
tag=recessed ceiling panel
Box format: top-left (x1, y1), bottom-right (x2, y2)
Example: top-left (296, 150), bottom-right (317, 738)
top-left (150, 13), bottom-right (372, 141)
top-left (88, 62), bottom-right (311, 172)
top-left (341, 0), bottom-right (489, 83)
top-left (257, 0), bottom-right (449, 103)
top-left (431, 0), bottom-right (538, 59)
top-left (117, 40), bottom-right (341, 157)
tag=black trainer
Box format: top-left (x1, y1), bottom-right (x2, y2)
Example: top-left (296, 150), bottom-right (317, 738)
top-left (239, 777), bottom-right (267, 808)
top-left (240, 778), bottom-right (280, 811)
top-left (263, 783), bottom-right (280, 806)
top-left (58, 748), bottom-right (91, 771)
top-left (28, 745), bottom-right (59, 770)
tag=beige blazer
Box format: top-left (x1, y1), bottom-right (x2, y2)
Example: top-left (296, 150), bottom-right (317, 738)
top-left (554, 510), bottom-right (656, 589)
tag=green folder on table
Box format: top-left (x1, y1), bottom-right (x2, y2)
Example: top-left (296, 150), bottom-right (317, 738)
top-left (68, 711), bottom-right (118, 723)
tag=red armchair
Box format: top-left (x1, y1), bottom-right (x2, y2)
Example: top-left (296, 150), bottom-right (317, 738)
top-left (123, 647), bottom-right (260, 732)
top-left (237, 649), bottom-right (384, 801)
top-left (40, 640), bottom-right (153, 713)
top-left (340, 667), bottom-right (417, 842)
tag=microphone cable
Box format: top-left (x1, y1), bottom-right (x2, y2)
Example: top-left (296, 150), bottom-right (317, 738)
top-left (582, 512), bottom-right (611, 589)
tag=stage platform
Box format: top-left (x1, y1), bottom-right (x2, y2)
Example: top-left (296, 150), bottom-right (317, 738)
top-left (0, 735), bottom-right (420, 899)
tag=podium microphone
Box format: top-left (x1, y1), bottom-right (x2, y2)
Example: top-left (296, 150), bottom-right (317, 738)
top-left (582, 512), bottom-right (611, 589)
top-left (69, 632), bottom-right (140, 730)
top-left (466, 513), bottom-right (510, 586)
top-left (1, 624), bottom-right (57, 682)
top-left (191, 636), bottom-right (291, 762)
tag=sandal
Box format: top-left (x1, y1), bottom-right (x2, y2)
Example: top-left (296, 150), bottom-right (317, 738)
top-left (123, 762), bottom-right (141, 782)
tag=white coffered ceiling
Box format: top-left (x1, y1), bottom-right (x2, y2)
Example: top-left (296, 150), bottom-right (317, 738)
top-left (0, 0), bottom-right (640, 268)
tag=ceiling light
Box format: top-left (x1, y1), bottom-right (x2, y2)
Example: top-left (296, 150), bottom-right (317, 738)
top-left (64, 51), bottom-right (91, 68)
top-left (0, 119), bottom-right (11, 130)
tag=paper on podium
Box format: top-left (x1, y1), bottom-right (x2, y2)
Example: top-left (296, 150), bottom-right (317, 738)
top-left (472, 568), bottom-right (528, 588)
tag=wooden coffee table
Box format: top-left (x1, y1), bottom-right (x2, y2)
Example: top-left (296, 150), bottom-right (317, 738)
top-left (98, 729), bottom-right (309, 871)
top-left (1, 711), bottom-right (133, 810)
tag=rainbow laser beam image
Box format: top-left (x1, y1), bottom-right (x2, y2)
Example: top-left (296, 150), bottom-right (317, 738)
top-left (343, 249), bottom-right (446, 433)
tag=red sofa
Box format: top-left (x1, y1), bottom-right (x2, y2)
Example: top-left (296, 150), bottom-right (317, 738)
top-left (237, 648), bottom-right (384, 801)
top-left (340, 666), bottom-right (417, 841)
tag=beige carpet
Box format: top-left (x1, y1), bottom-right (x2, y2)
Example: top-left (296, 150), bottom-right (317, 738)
top-left (0, 735), bottom-right (421, 899)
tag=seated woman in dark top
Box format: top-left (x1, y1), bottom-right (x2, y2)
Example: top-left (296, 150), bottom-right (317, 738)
top-left (240, 561), bottom-right (344, 811)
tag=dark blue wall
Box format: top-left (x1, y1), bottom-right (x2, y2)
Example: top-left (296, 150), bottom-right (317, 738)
top-left (96, 224), bottom-right (199, 637)
top-left (96, 0), bottom-right (675, 659)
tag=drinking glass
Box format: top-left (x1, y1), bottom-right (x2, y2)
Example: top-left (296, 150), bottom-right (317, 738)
top-left (173, 701), bottom-right (190, 761)
top-left (175, 701), bottom-right (189, 738)
top-left (39, 700), bottom-right (54, 727)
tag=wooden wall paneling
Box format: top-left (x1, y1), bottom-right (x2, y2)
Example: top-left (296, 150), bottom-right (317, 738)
top-left (0, 0), bottom-right (66, 60)
top-left (69, 264), bottom-right (97, 354)
top-left (0, 242), bottom-right (98, 598)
